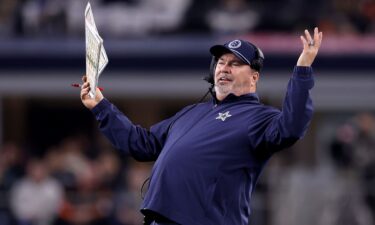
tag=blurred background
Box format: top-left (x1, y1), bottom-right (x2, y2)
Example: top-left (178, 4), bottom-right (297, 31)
top-left (0, 0), bottom-right (375, 224)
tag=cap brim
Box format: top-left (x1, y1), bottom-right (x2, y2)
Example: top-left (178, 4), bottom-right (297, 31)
top-left (210, 45), bottom-right (249, 66)
top-left (209, 45), bottom-right (232, 58)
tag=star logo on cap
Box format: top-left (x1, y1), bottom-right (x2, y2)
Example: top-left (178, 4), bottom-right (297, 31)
top-left (228, 40), bottom-right (241, 49)
top-left (216, 111), bottom-right (232, 122)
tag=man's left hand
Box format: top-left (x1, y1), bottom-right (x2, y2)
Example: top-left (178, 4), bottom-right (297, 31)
top-left (297, 27), bottom-right (323, 67)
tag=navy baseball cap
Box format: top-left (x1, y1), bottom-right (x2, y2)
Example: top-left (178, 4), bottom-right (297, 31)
top-left (210, 39), bottom-right (264, 71)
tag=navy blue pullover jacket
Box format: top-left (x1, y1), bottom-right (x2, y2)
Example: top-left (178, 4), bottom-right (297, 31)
top-left (91, 66), bottom-right (314, 225)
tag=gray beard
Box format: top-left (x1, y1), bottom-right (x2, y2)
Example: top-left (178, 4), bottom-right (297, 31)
top-left (214, 81), bottom-right (252, 97)
top-left (214, 84), bottom-right (232, 95)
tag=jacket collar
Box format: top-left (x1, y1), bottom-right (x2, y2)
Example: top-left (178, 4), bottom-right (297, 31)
top-left (210, 91), bottom-right (260, 105)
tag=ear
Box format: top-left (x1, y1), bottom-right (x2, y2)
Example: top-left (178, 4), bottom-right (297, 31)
top-left (250, 71), bottom-right (259, 85)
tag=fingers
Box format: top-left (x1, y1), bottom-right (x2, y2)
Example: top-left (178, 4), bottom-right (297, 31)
top-left (80, 81), bottom-right (91, 99)
top-left (82, 81), bottom-right (90, 89)
top-left (304, 29), bottom-right (313, 45)
top-left (300, 29), bottom-right (314, 49)
top-left (80, 75), bottom-right (89, 98)
top-left (301, 27), bottom-right (323, 50)
top-left (300, 35), bottom-right (308, 48)
top-left (316, 29), bottom-right (323, 48)
top-left (312, 27), bottom-right (323, 48)
top-left (313, 27), bottom-right (319, 42)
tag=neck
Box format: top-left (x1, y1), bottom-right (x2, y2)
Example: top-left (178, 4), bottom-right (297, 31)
top-left (216, 92), bottom-right (228, 101)
top-left (215, 91), bottom-right (256, 101)
top-left (215, 88), bottom-right (256, 101)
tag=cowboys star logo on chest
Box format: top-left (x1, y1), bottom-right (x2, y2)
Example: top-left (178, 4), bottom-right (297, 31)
top-left (216, 111), bottom-right (232, 122)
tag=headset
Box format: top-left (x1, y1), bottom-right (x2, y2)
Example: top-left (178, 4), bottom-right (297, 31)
top-left (204, 42), bottom-right (265, 85)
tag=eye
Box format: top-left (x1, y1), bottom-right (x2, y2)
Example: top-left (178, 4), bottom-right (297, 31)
top-left (230, 61), bottom-right (243, 67)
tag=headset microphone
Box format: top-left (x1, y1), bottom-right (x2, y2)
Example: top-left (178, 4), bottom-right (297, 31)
top-left (203, 56), bottom-right (217, 85)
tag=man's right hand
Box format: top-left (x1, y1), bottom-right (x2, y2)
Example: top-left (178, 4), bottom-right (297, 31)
top-left (80, 75), bottom-right (104, 110)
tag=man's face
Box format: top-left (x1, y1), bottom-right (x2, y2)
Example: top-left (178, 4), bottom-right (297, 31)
top-left (214, 53), bottom-right (258, 100)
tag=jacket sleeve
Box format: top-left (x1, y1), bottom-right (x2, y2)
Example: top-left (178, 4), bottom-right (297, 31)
top-left (91, 98), bottom-right (176, 161)
top-left (261, 66), bottom-right (315, 152)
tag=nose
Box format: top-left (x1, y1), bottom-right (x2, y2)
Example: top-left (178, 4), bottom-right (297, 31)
top-left (217, 62), bottom-right (230, 74)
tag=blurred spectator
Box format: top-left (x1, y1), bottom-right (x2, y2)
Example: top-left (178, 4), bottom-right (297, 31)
top-left (0, 142), bottom-right (26, 225)
top-left (112, 160), bottom-right (151, 225)
top-left (10, 157), bottom-right (63, 225)
top-left (330, 113), bottom-right (375, 172)
top-left (318, 0), bottom-right (369, 34)
top-left (0, 143), bottom-right (26, 190)
top-left (205, 0), bottom-right (260, 35)
top-left (329, 123), bottom-right (355, 168)
top-left (57, 160), bottom-right (111, 225)
top-left (21, 0), bottom-right (67, 37)
top-left (0, 0), bottom-right (21, 37)
top-left (94, 150), bottom-right (122, 190)
top-left (181, 0), bottom-right (213, 33)
top-left (360, 0), bottom-right (375, 33)
top-left (55, 138), bottom-right (119, 225)
top-left (58, 137), bottom-right (92, 179)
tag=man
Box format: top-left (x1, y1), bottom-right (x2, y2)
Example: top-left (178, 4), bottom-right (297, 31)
top-left (80, 28), bottom-right (323, 225)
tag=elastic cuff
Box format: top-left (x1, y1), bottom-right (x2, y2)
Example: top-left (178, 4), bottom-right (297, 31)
top-left (293, 66), bottom-right (313, 79)
top-left (91, 98), bottom-right (111, 116)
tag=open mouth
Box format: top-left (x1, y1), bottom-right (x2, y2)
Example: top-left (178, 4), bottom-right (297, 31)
top-left (218, 76), bottom-right (233, 83)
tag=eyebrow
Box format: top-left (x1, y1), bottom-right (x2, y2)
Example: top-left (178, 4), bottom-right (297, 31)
top-left (218, 57), bottom-right (245, 64)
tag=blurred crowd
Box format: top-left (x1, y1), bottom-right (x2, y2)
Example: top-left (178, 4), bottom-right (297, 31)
top-left (0, 0), bottom-right (375, 38)
top-left (266, 112), bottom-right (375, 225)
top-left (1, 113), bottom-right (375, 225)
top-left (327, 112), bottom-right (375, 224)
top-left (0, 136), bottom-right (152, 225)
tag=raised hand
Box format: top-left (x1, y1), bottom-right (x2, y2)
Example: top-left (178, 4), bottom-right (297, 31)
top-left (297, 27), bottom-right (323, 67)
top-left (80, 75), bottom-right (104, 109)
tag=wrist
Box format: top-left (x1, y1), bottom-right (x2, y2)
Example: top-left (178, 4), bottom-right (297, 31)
top-left (293, 66), bottom-right (313, 78)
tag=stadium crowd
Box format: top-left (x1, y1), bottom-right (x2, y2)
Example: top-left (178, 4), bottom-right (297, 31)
top-left (0, 0), bottom-right (374, 38)
top-left (0, 134), bottom-right (153, 225)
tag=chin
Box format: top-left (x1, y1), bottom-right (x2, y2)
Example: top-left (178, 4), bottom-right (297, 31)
top-left (215, 86), bottom-right (231, 96)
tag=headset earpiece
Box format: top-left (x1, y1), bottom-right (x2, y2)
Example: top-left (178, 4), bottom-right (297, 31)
top-left (204, 56), bottom-right (217, 85)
